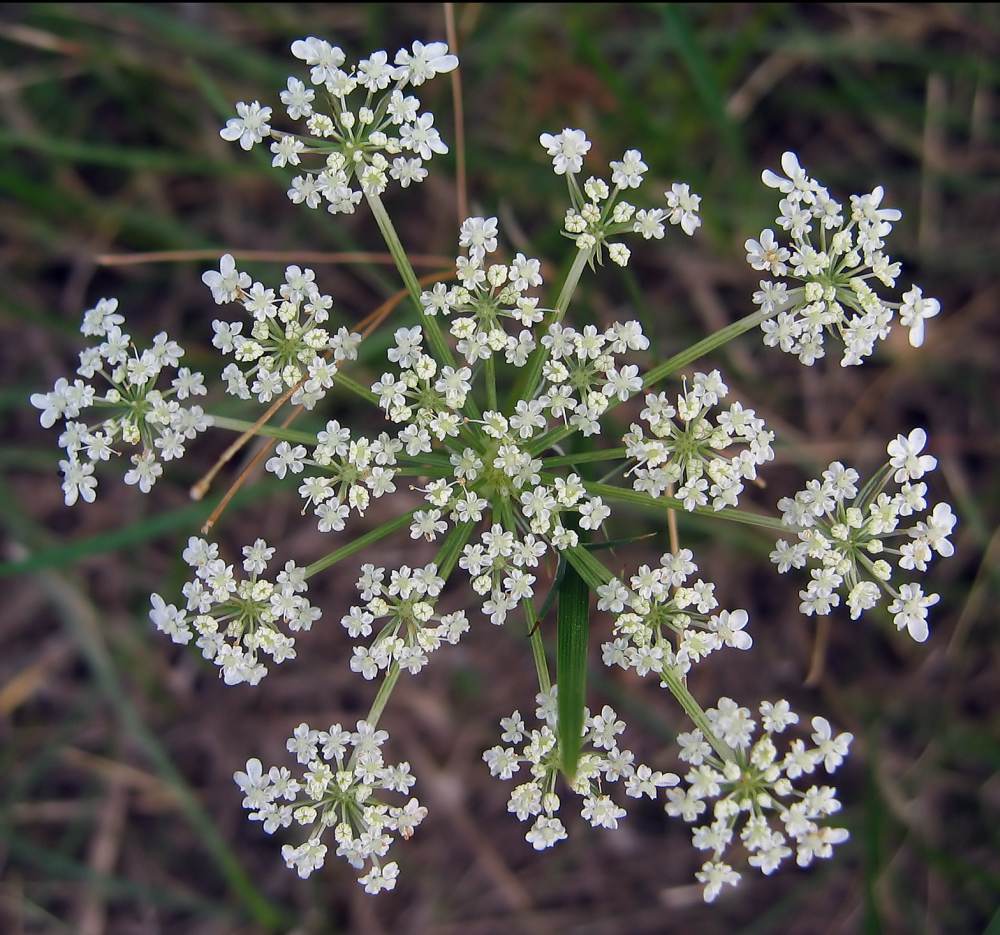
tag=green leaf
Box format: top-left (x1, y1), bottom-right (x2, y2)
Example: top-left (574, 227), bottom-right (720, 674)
top-left (556, 554), bottom-right (590, 781)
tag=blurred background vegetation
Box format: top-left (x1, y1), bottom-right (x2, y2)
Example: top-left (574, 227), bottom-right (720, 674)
top-left (2, 4), bottom-right (999, 933)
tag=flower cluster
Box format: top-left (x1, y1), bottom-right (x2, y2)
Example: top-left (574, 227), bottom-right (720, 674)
top-left (771, 428), bottom-right (955, 642)
top-left (414, 409), bottom-right (612, 546)
top-left (30, 298), bottom-right (210, 505)
top-left (539, 319), bottom-right (649, 436)
top-left (205, 256), bottom-right (361, 409)
top-left (372, 325), bottom-right (615, 626)
top-left (421, 217), bottom-right (546, 364)
top-left (235, 720), bottom-right (425, 892)
top-left (341, 563), bottom-right (469, 678)
top-left (149, 537), bottom-right (320, 685)
top-left (600, 549), bottom-right (752, 676)
top-left (748, 151), bottom-right (940, 366)
top-left (484, 689), bottom-right (678, 850)
top-left (624, 370), bottom-right (774, 509)
top-left (540, 129), bottom-right (701, 265)
top-left (458, 524), bottom-right (547, 625)
top-left (221, 38), bottom-right (457, 209)
top-left (372, 325), bottom-right (472, 453)
top-left (28, 32), bottom-right (960, 906)
top-left (265, 422), bottom-right (402, 535)
top-left (667, 698), bottom-right (851, 902)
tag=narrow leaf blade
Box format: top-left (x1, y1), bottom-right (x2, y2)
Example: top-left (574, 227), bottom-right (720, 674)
top-left (556, 557), bottom-right (590, 781)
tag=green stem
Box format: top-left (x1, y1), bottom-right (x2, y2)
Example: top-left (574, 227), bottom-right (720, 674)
top-left (395, 466), bottom-right (453, 478)
top-left (304, 511), bottom-right (416, 578)
top-left (582, 480), bottom-right (787, 533)
top-left (640, 304), bottom-right (781, 392)
top-left (553, 248), bottom-right (593, 322)
top-left (541, 447), bottom-right (627, 468)
top-left (523, 599), bottom-right (551, 693)
top-left (434, 520), bottom-right (476, 578)
top-left (365, 190), bottom-right (454, 367)
top-left (563, 544), bottom-right (612, 590)
top-left (494, 497), bottom-right (551, 692)
top-left (334, 371), bottom-right (379, 406)
top-left (354, 520), bottom-right (475, 740)
top-left (528, 303), bottom-right (783, 456)
top-left (556, 551), bottom-right (589, 780)
top-left (208, 415), bottom-right (454, 471)
top-left (208, 414), bottom-right (319, 447)
top-left (659, 665), bottom-right (733, 761)
top-left (507, 246), bottom-right (592, 409)
top-left (366, 663), bottom-right (402, 729)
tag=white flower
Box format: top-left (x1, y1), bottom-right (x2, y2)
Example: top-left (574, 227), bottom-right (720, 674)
top-left (610, 149), bottom-right (647, 189)
top-left (224, 37), bottom-right (456, 208)
top-left (393, 40), bottom-right (458, 86)
top-left (633, 208), bottom-right (666, 240)
top-left (265, 441), bottom-right (307, 479)
top-left (149, 592), bottom-right (191, 645)
top-left (458, 215), bottom-right (499, 263)
top-left (664, 182), bottom-right (702, 235)
top-left (601, 551), bottom-right (752, 677)
top-left (810, 717), bottom-right (854, 772)
top-left (59, 458), bottom-right (98, 506)
top-left (357, 50), bottom-right (393, 92)
top-left (539, 128), bottom-right (591, 175)
top-left (710, 609), bottom-right (752, 651)
top-left (124, 451), bottom-right (163, 492)
top-left (290, 36), bottom-right (346, 85)
top-left (279, 76), bottom-right (314, 119)
top-left (899, 286), bottom-right (940, 348)
top-left (360, 861), bottom-right (400, 894)
top-left (202, 254), bottom-right (251, 304)
top-left (219, 100), bottom-right (272, 151)
top-left (80, 297), bottom-right (124, 337)
top-left (697, 861), bottom-right (740, 903)
top-left (400, 112), bottom-right (448, 160)
top-left (270, 134), bottom-right (305, 167)
top-left (761, 151), bottom-right (815, 200)
top-left (888, 583), bottom-right (938, 643)
top-left (625, 373), bottom-right (773, 511)
top-left (887, 428), bottom-right (936, 482)
top-left (340, 562), bottom-right (467, 679)
top-left (745, 229), bottom-right (789, 275)
top-left (526, 815), bottom-right (567, 850)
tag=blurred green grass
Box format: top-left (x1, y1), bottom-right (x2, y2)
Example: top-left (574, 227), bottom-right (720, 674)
top-left (2, 4), bottom-right (999, 933)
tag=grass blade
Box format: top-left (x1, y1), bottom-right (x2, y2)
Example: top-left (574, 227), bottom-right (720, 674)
top-left (0, 483), bottom-right (276, 577)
